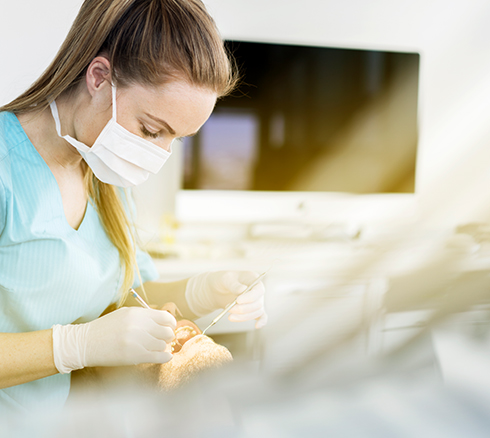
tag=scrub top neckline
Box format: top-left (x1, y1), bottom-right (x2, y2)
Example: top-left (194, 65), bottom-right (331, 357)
top-left (10, 112), bottom-right (92, 233)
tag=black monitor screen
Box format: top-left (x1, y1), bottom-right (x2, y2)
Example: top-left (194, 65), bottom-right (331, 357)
top-left (182, 41), bottom-right (419, 193)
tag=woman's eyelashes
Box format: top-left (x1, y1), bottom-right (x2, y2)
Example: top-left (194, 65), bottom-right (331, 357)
top-left (140, 124), bottom-right (186, 143)
top-left (140, 125), bottom-right (161, 139)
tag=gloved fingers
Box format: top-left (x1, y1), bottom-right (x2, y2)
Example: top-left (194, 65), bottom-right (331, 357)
top-left (223, 271), bottom-right (262, 296)
top-left (153, 351), bottom-right (173, 364)
top-left (255, 312), bottom-right (268, 329)
top-left (141, 350), bottom-right (173, 365)
top-left (228, 307), bottom-right (265, 323)
top-left (228, 298), bottom-right (264, 315)
top-left (237, 270), bottom-right (261, 286)
top-left (236, 283), bottom-right (265, 304)
top-left (135, 330), bottom-right (171, 353)
top-left (147, 309), bottom-right (177, 330)
top-left (145, 321), bottom-right (175, 343)
top-left (222, 273), bottom-right (250, 295)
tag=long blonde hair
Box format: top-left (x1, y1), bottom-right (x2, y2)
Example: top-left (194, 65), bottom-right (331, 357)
top-left (1, 0), bottom-right (238, 305)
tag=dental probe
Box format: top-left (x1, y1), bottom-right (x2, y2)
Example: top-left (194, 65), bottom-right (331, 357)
top-left (202, 268), bottom-right (271, 335)
top-left (130, 288), bottom-right (152, 309)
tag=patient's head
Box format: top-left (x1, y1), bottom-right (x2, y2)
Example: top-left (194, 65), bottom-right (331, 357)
top-left (154, 303), bottom-right (233, 391)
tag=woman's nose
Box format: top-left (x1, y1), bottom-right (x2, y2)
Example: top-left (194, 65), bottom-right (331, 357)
top-left (164, 139), bottom-right (174, 153)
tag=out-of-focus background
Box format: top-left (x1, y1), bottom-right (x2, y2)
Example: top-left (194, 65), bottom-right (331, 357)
top-left (4, 0), bottom-right (490, 435)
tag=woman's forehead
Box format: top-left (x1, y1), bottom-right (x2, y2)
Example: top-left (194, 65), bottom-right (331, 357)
top-left (122, 80), bottom-right (215, 105)
top-left (120, 80), bottom-right (217, 136)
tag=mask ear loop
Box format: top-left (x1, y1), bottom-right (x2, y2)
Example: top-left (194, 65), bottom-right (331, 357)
top-left (111, 85), bottom-right (118, 121)
top-left (50, 100), bottom-right (64, 137)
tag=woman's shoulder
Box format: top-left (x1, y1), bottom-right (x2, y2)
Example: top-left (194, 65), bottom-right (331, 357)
top-left (0, 112), bottom-right (22, 189)
top-left (0, 112), bottom-right (12, 233)
top-left (0, 111), bottom-right (22, 163)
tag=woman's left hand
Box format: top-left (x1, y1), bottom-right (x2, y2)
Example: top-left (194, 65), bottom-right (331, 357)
top-left (185, 270), bottom-right (268, 329)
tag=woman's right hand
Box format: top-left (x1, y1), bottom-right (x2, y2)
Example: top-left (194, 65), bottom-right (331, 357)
top-left (52, 307), bottom-right (177, 374)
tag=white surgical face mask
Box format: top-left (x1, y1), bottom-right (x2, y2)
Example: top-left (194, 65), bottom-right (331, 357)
top-left (50, 86), bottom-right (172, 187)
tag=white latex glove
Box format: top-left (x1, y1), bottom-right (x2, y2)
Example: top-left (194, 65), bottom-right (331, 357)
top-left (185, 270), bottom-right (268, 329)
top-left (51, 307), bottom-right (177, 374)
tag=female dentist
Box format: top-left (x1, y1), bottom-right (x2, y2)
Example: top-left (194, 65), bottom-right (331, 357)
top-left (0, 0), bottom-right (267, 413)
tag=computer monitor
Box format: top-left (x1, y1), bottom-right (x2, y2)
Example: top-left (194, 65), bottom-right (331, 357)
top-left (176, 40), bottom-right (420, 224)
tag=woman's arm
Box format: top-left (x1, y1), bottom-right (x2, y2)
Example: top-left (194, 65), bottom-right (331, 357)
top-left (127, 279), bottom-right (198, 320)
top-left (0, 330), bottom-right (58, 389)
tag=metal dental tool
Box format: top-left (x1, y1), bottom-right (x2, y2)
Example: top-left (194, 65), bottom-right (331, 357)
top-left (202, 267), bottom-right (272, 335)
top-left (130, 288), bottom-right (151, 309)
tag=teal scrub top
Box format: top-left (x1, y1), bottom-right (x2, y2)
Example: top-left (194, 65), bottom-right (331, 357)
top-left (0, 111), bottom-right (159, 413)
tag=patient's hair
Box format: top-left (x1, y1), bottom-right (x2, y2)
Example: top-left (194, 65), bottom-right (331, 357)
top-left (1, 0), bottom-right (238, 304)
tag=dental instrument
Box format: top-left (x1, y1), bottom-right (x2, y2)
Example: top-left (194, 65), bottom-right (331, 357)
top-left (130, 288), bottom-right (151, 309)
top-left (202, 267), bottom-right (271, 335)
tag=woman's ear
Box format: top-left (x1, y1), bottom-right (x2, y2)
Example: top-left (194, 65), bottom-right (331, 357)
top-left (85, 56), bottom-right (112, 97)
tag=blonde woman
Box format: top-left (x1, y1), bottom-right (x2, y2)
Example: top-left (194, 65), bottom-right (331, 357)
top-left (0, 0), bottom-right (267, 413)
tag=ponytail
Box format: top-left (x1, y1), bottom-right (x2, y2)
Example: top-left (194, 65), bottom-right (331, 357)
top-left (1, 0), bottom-right (238, 304)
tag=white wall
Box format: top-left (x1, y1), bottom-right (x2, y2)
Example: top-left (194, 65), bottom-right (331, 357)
top-left (3, 0), bottom-right (490, 228)
top-left (203, 0), bottom-right (490, 227)
top-left (0, 0), bottom-right (83, 105)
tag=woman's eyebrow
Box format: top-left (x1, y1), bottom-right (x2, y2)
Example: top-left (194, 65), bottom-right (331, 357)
top-left (144, 112), bottom-right (176, 135)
